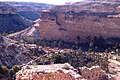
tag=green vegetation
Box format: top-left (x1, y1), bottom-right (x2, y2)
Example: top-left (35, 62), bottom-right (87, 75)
top-left (0, 66), bottom-right (9, 77)
top-left (34, 36), bottom-right (120, 54)
top-left (0, 65), bottom-right (20, 79)
top-left (12, 65), bottom-right (20, 73)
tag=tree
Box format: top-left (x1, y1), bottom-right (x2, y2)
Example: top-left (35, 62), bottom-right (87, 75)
top-left (89, 42), bottom-right (94, 48)
top-left (105, 49), bottom-right (109, 53)
top-left (77, 36), bottom-right (80, 43)
top-left (78, 48), bottom-right (83, 55)
top-left (0, 66), bottom-right (9, 76)
top-left (12, 65), bottom-right (20, 72)
top-left (58, 40), bottom-right (63, 48)
top-left (51, 54), bottom-right (63, 63)
top-left (88, 48), bottom-right (93, 53)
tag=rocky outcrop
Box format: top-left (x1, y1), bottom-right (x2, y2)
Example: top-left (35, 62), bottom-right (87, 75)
top-left (80, 66), bottom-right (113, 80)
top-left (16, 63), bottom-right (113, 80)
top-left (16, 63), bottom-right (82, 80)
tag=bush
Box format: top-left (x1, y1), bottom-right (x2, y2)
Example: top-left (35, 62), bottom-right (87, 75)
top-left (12, 65), bottom-right (20, 72)
top-left (0, 66), bottom-right (9, 76)
top-left (51, 54), bottom-right (64, 63)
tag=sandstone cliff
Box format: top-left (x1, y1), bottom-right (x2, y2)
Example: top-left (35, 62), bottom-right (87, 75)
top-left (8, 0), bottom-right (120, 42)
top-left (9, 11), bottom-right (120, 42)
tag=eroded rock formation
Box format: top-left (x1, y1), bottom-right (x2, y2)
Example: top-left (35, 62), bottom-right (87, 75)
top-left (16, 63), bottom-right (113, 80)
top-left (9, 10), bottom-right (120, 42)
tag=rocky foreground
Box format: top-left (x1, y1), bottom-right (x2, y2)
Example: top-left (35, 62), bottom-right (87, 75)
top-left (1, 35), bottom-right (120, 80)
top-left (16, 63), bottom-right (115, 80)
top-left (16, 53), bottom-right (120, 80)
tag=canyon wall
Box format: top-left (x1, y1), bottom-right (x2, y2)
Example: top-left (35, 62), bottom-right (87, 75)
top-left (35, 11), bottom-right (120, 42)
top-left (10, 10), bottom-right (120, 42)
top-left (9, 0), bottom-right (120, 42)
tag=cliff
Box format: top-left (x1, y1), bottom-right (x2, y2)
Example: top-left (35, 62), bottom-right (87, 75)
top-left (9, 11), bottom-right (120, 42)
top-left (8, 0), bottom-right (120, 42)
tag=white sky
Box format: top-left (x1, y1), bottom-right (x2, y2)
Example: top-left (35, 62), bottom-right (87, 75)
top-left (1, 0), bottom-right (83, 5)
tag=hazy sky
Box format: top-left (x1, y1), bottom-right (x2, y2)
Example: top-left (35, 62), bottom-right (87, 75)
top-left (1, 0), bottom-right (83, 5)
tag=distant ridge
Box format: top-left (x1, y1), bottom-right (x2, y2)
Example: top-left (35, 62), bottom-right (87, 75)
top-left (3, 1), bottom-right (55, 21)
top-left (0, 1), bottom-right (16, 14)
top-left (0, 2), bottom-right (33, 34)
top-left (51, 0), bottom-right (120, 12)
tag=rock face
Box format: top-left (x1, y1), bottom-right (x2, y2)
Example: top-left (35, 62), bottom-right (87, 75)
top-left (8, 0), bottom-right (120, 42)
top-left (0, 2), bottom-right (16, 14)
top-left (80, 66), bottom-right (107, 80)
top-left (16, 63), bottom-right (113, 80)
top-left (10, 11), bottom-right (120, 42)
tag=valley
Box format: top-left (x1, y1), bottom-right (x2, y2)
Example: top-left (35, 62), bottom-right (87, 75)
top-left (0, 0), bottom-right (120, 80)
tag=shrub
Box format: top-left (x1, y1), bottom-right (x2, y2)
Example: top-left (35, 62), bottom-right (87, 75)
top-left (51, 54), bottom-right (64, 63)
top-left (12, 65), bottom-right (20, 72)
top-left (0, 66), bottom-right (9, 76)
